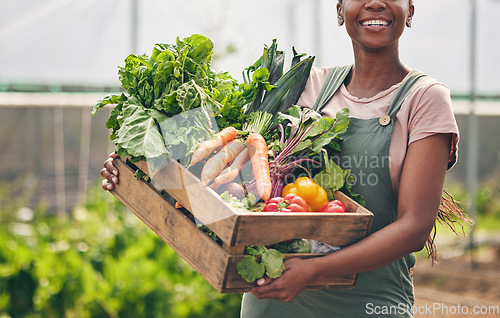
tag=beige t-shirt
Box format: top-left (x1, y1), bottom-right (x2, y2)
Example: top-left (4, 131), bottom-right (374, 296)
top-left (297, 67), bottom-right (459, 194)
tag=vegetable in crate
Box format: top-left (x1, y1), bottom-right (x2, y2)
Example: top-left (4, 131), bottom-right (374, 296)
top-left (189, 126), bottom-right (238, 166)
top-left (267, 105), bottom-right (350, 198)
top-left (244, 41), bottom-right (315, 118)
top-left (246, 132), bottom-right (272, 202)
top-left (91, 34), bottom-right (270, 168)
top-left (263, 194), bottom-right (309, 212)
top-left (282, 177), bottom-right (329, 212)
top-left (201, 139), bottom-right (245, 186)
top-left (318, 200), bottom-right (347, 213)
top-left (237, 246), bottom-right (285, 282)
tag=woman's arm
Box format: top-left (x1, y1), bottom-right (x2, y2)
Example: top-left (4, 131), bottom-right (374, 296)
top-left (250, 133), bottom-right (452, 302)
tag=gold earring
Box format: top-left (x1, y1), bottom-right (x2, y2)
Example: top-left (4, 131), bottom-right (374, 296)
top-left (406, 18), bottom-right (412, 28)
top-left (338, 17), bottom-right (344, 27)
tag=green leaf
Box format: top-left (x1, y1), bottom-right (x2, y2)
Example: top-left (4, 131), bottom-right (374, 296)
top-left (133, 169), bottom-right (148, 181)
top-left (252, 67), bottom-right (270, 83)
top-left (185, 34), bottom-right (214, 62)
top-left (287, 239), bottom-right (312, 253)
top-left (105, 102), bottom-right (123, 131)
top-left (257, 56), bottom-right (314, 116)
top-left (115, 105), bottom-right (167, 159)
top-left (332, 108), bottom-right (350, 135)
top-left (314, 159), bottom-right (346, 192)
top-left (176, 81), bottom-right (200, 111)
top-left (261, 248), bottom-right (285, 279)
top-left (236, 255), bottom-right (265, 282)
top-left (92, 93), bottom-right (127, 115)
top-left (277, 105), bottom-right (302, 128)
top-left (244, 246), bottom-right (261, 256)
top-left (341, 174), bottom-right (366, 206)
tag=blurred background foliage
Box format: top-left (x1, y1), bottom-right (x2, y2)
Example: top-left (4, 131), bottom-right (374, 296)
top-left (1, 174), bottom-right (499, 317)
top-left (0, 179), bottom-right (242, 318)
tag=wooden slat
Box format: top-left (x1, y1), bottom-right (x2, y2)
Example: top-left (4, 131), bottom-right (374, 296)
top-left (110, 157), bottom-right (230, 292)
top-left (232, 212), bottom-right (371, 247)
top-left (231, 192), bottom-right (372, 247)
top-left (130, 158), bottom-right (240, 245)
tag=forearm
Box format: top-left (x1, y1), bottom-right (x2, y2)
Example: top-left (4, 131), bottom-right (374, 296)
top-left (308, 134), bottom-right (451, 281)
top-left (309, 215), bottom-right (432, 281)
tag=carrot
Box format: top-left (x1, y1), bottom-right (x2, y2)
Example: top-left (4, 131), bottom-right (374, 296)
top-left (213, 147), bottom-right (250, 186)
top-left (201, 139), bottom-right (245, 186)
top-left (189, 126), bottom-right (238, 166)
top-left (246, 133), bottom-right (271, 202)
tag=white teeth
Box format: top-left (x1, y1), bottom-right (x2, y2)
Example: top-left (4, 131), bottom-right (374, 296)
top-left (361, 20), bottom-right (389, 26)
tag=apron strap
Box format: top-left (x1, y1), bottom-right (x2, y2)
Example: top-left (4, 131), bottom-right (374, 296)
top-left (387, 70), bottom-right (428, 118)
top-left (312, 64), bottom-right (353, 113)
top-left (312, 66), bottom-right (428, 119)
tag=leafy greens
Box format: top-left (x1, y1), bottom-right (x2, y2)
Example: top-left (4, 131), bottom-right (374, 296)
top-left (92, 34), bottom-right (270, 167)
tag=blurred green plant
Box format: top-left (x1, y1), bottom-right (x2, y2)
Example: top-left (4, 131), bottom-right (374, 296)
top-left (0, 179), bottom-right (242, 318)
top-left (423, 180), bottom-right (500, 241)
top-left (446, 179), bottom-right (500, 217)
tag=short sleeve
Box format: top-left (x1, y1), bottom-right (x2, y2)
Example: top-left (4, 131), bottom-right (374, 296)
top-left (407, 82), bottom-right (459, 170)
top-left (296, 67), bottom-right (331, 109)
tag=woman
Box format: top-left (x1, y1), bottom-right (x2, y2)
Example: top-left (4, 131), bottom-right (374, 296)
top-left (102, 0), bottom-right (466, 316)
top-left (239, 0), bottom-right (462, 316)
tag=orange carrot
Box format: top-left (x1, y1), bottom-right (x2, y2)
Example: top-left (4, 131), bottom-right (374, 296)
top-left (246, 133), bottom-right (271, 202)
top-left (201, 139), bottom-right (245, 186)
top-left (213, 147), bottom-right (249, 186)
top-left (189, 126), bottom-right (238, 166)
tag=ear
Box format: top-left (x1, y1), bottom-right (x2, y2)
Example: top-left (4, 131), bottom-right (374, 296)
top-left (337, 3), bottom-right (344, 26)
top-left (406, 5), bottom-right (415, 27)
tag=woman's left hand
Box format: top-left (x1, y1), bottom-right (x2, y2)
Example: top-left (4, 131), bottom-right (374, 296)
top-left (250, 258), bottom-right (316, 302)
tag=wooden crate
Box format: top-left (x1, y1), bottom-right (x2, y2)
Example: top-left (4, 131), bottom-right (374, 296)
top-left (110, 156), bottom-right (373, 293)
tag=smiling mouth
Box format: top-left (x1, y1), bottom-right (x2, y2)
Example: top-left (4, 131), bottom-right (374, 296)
top-left (360, 20), bottom-right (391, 27)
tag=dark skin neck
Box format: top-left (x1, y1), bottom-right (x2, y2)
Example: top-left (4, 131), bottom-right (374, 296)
top-left (345, 41), bottom-right (411, 99)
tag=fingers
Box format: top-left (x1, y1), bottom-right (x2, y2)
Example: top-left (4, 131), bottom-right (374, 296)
top-left (250, 279), bottom-right (293, 302)
top-left (250, 258), bottom-right (311, 302)
top-left (102, 178), bottom-right (114, 191)
top-left (256, 276), bottom-right (273, 287)
top-left (101, 154), bottom-right (119, 191)
top-left (104, 157), bottom-right (119, 177)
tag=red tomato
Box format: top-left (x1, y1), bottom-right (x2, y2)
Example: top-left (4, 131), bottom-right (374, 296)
top-left (284, 194), bottom-right (309, 212)
top-left (268, 197), bottom-right (284, 204)
top-left (318, 200), bottom-right (347, 213)
top-left (263, 202), bottom-right (279, 212)
top-left (288, 203), bottom-right (306, 212)
top-left (330, 200), bottom-right (346, 211)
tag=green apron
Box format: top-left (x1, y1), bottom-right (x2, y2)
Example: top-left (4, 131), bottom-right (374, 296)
top-left (241, 65), bottom-right (427, 318)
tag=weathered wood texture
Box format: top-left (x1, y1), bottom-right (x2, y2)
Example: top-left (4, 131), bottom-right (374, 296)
top-left (110, 157), bottom-right (373, 293)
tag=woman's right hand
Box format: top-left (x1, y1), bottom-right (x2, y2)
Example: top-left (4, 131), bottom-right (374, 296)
top-left (101, 152), bottom-right (119, 191)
